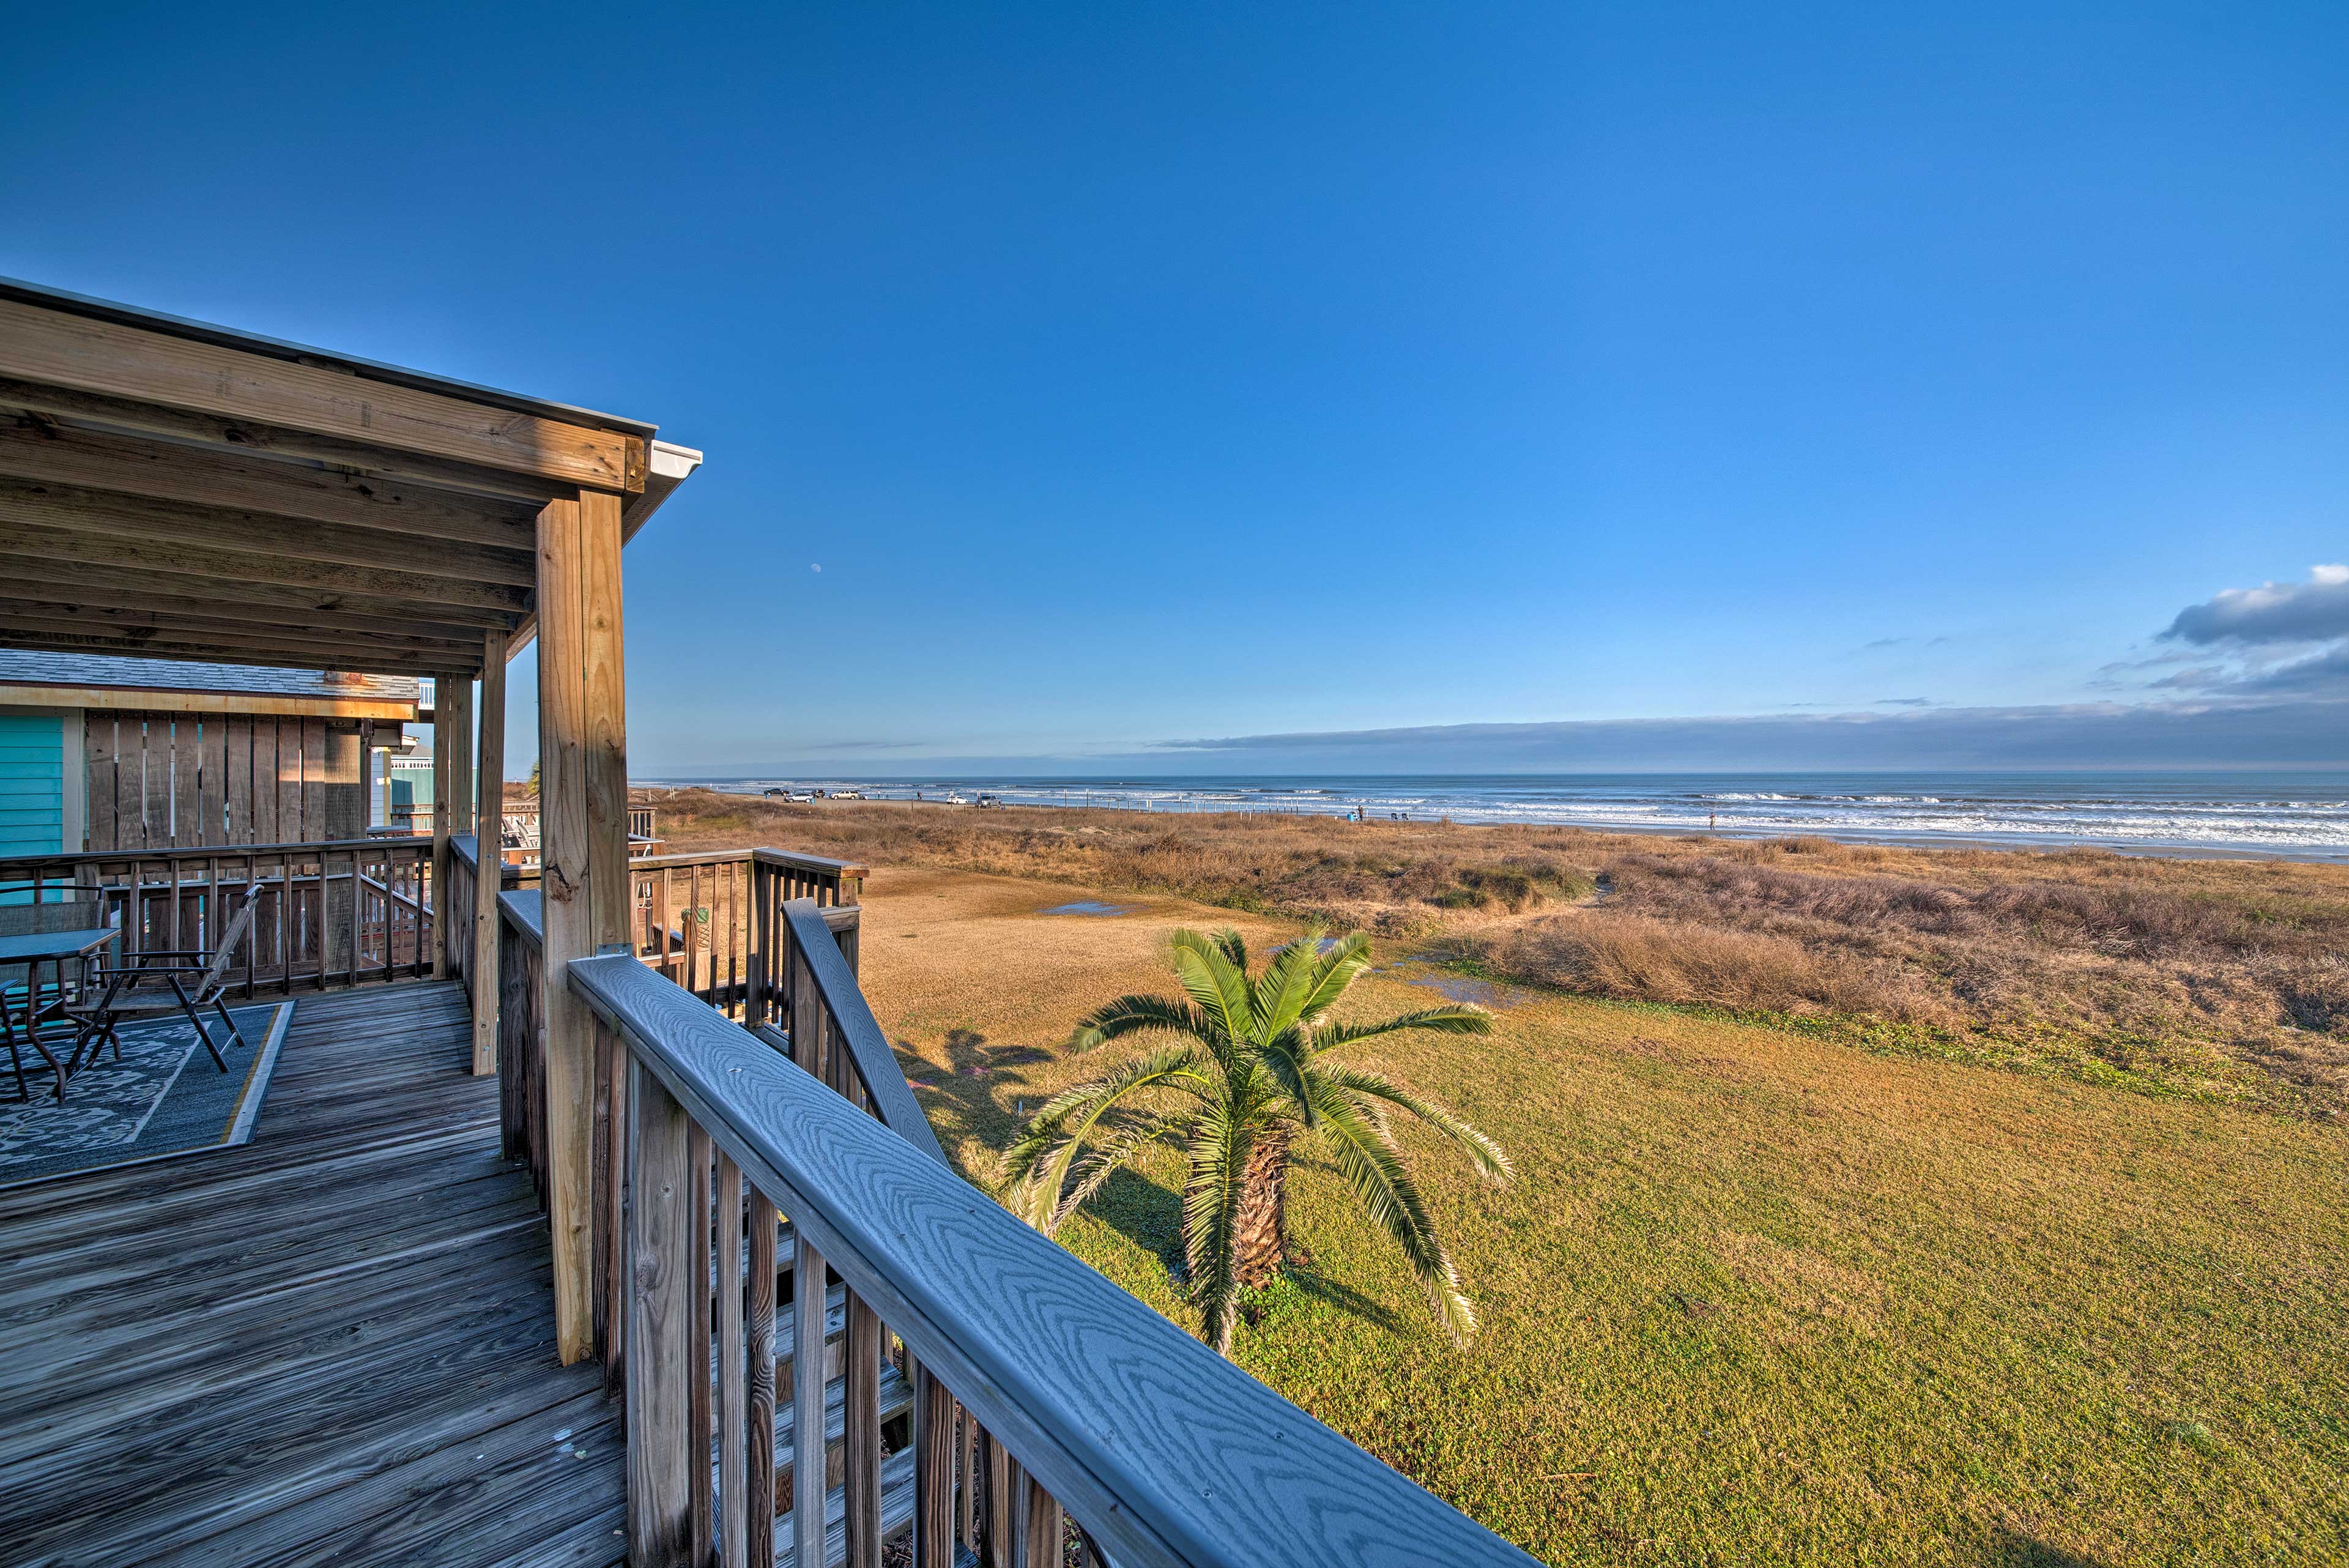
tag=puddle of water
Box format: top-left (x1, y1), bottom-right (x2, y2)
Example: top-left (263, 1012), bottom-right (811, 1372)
top-left (1387, 956), bottom-right (1521, 1009)
top-left (1412, 973), bottom-right (1515, 1007)
top-left (1043, 901), bottom-right (1137, 917)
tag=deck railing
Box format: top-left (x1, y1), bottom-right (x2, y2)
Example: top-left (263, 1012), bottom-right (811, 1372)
top-left (559, 901), bottom-right (1532, 1568)
top-left (630, 849), bottom-right (866, 1017)
top-left (496, 883), bottom-right (552, 1207)
top-left (483, 845), bottom-right (1529, 1567)
top-left (491, 855), bottom-right (868, 1226)
top-left (0, 838), bottom-right (437, 994)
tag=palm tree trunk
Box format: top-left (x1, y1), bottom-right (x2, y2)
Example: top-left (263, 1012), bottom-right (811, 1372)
top-left (1231, 1126), bottom-right (1290, 1290)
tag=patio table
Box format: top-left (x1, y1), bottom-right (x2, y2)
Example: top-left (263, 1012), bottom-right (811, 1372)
top-left (1, 926), bottom-right (121, 1102)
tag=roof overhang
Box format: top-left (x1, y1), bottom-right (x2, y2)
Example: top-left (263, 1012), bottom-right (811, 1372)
top-left (0, 277), bottom-right (699, 681)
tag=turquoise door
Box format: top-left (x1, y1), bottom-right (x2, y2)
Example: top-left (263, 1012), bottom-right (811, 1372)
top-left (0, 713), bottom-right (67, 902)
top-left (0, 713), bottom-right (65, 858)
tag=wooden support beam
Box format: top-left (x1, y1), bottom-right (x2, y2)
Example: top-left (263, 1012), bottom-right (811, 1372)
top-left (431, 678), bottom-right (473, 979)
top-left (0, 299), bottom-right (644, 493)
top-left (0, 415), bottom-right (539, 549)
top-left (0, 472), bottom-right (535, 585)
top-left (536, 489), bottom-right (628, 1364)
top-left (444, 677), bottom-right (477, 841)
top-left (0, 553), bottom-right (520, 631)
top-left (0, 520), bottom-right (528, 615)
top-left (0, 627), bottom-right (477, 677)
top-left (322, 721), bottom-right (366, 977)
top-left (0, 592), bottom-right (491, 648)
top-left (440, 674), bottom-right (476, 978)
top-left (0, 375), bottom-right (584, 507)
top-left (0, 603), bottom-right (487, 667)
top-left (471, 627), bottom-right (508, 1074)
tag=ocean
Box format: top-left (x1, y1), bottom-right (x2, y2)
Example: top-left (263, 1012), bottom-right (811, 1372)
top-left (656, 771), bottom-right (2349, 860)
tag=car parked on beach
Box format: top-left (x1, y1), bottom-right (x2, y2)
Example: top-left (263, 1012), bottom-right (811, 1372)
top-left (976, 793), bottom-right (1004, 808)
top-left (828, 789), bottom-right (864, 800)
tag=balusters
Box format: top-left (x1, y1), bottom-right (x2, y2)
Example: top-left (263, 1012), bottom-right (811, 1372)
top-left (915, 1365), bottom-right (955, 1568)
top-left (691, 863), bottom-right (706, 1003)
top-left (347, 844), bottom-right (362, 987)
top-left (719, 1153), bottom-right (751, 1568)
top-left (690, 1122), bottom-right (717, 1566)
top-left (590, 1013), bottom-right (614, 1372)
top-left (960, 1403), bottom-right (981, 1557)
top-left (844, 1291), bottom-right (882, 1567)
top-left (986, 1432), bottom-right (1012, 1568)
top-left (791, 1228), bottom-right (828, 1568)
top-left (626, 1060), bottom-right (695, 1566)
top-left (1024, 1473), bottom-right (1062, 1568)
top-left (748, 1187), bottom-right (779, 1568)
top-left (603, 1021), bottom-right (630, 1394)
top-left (659, 864), bottom-right (675, 990)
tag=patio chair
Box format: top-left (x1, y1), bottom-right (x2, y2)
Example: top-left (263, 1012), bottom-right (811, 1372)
top-left (64, 888), bottom-right (272, 1080)
top-left (1, 892), bottom-right (116, 1102)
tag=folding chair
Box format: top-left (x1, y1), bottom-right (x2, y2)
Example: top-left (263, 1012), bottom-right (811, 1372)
top-left (67, 888), bottom-right (272, 1079)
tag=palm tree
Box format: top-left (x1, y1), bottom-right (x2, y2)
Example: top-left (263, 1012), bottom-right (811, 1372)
top-left (1006, 927), bottom-right (1512, 1353)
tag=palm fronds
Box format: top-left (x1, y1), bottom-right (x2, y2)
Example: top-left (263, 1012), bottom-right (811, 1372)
top-left (1006, 923), bottom-right (1513, 1354)
top-left (1004, 1043), bottom-right (1204, 1227)
top-left (1319, 1065), bottom-right (1513, 1181)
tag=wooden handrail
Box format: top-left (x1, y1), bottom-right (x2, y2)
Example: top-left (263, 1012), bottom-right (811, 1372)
top-left (499, 887), bottom-right (545, 948)
top-left (631, 847), bottom-right (778, 872)
top-left (565, 953), bottom-right (1534, 1568)
top-left (0, 835), bottom-right (431, 868)
top-left (777, 897), bottom-right (944, 1167)
top-left (750, 848), bottom-right (872, 880)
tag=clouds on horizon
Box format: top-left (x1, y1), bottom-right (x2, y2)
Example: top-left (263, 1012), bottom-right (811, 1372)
top-left (1146, 568), bottom-right (2349, 772)
top-left (2127, 564), bottom-right (2349, 703)
top-left (1154, 695), bottom-right (2349, 770)
top-left (684, 564), bottom-right (2349, 775)
top-left (2164, 563), bottom-right (2349, 646)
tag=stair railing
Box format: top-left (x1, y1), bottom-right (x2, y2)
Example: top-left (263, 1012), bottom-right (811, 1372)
top-left (565, 899), bottom-right (1535, 1568)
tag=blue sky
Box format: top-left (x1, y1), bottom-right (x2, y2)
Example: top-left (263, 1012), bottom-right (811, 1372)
top-left (5, 3), bottom-right (2345, 773)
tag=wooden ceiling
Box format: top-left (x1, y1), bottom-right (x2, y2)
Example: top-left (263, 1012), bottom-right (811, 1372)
top-left (0, 280), bottom-right (692, 680)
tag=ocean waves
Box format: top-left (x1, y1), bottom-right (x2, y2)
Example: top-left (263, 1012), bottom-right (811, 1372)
top-left (667, 771), bottom-right (2349, 858)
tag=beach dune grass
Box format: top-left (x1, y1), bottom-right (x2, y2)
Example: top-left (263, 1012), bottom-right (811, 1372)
top-left (857, 866), bottom-right (2348, 1567)
top-left (648, 790), bottom-right (2349, 1113)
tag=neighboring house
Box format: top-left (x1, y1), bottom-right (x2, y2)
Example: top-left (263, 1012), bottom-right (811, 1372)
top-left (388, 748), bottom-right (436, 834)
top-left (0, 652), bottom-right (420, 852)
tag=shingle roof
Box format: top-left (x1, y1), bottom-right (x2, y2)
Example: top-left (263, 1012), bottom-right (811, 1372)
top-left (0, 652), bottom-right (420, 704)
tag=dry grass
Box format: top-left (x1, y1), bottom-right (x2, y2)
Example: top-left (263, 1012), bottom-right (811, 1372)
top-left (646, 789), bottom-right (2349, 1115)
top-left (855, 866), bottom-right (2349, 1567)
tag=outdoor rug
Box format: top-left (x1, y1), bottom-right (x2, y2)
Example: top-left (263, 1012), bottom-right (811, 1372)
top-left (0, 1001), bottom-right (293, 1189)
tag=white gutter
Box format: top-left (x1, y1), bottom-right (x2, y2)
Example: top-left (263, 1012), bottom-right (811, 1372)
top-left (506, 439), bottom-right (704, 661)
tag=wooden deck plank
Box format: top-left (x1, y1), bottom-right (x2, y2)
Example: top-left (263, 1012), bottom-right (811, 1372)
top-left (0, 980), bottom-right (622, 1568)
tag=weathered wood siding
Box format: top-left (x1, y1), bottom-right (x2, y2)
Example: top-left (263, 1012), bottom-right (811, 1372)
top-left (81, 710), bottom-right (376, 850)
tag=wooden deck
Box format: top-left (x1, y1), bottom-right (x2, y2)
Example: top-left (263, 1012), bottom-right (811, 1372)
top-left (0, 981), bottom-right (626, 1568)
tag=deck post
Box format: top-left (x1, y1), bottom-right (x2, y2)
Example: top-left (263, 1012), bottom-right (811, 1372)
top-left (470, 628), bottom-right (508, 1073)
top-left (320, 722), bottom-right (365, 980)
top-left (537, 489), bottom-right (629, 1364)
top-left (429, 676), bottom-right (472, 978)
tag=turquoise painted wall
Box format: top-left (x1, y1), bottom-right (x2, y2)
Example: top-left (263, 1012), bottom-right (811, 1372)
top-left (0, 713), bottom-right (66, 858)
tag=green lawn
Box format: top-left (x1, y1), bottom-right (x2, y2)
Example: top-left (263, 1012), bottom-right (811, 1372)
top-left (867, 870), bottom-right (2349, 1567)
